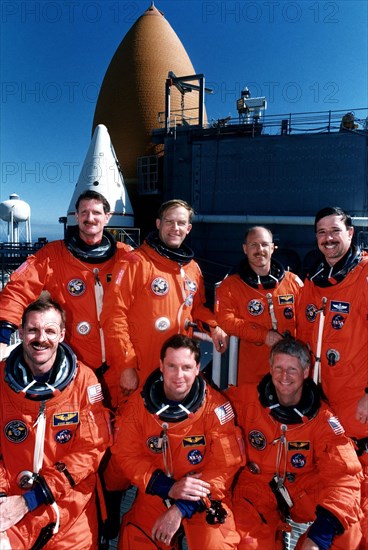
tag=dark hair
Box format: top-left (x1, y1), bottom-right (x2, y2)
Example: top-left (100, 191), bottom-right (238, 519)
top-left (269, 338), bottom-right (311, 371)
top-left (160, 334), bottom-right (201, 364)
top-left (244, 226), bottom-right (273, 243)
top-left (75, 190), bottom-right (110, 214)
top-left (22, 295), bottom-right (66, 329)
top-left (314, 207), bottom-right (352, 232)
top-left (157, 199), bottom-right (194, 224)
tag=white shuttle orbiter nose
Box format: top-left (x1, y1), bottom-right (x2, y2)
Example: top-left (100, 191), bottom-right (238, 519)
top-left (66, 124), bottom-right (134, 227)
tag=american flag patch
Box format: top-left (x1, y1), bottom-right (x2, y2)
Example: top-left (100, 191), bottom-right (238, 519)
top-left (87, 384), bottom-right (103, 404)
top-left (328, 416), bottom-right (345, 435)
top-left (214, 402), bottom-right (234, 425)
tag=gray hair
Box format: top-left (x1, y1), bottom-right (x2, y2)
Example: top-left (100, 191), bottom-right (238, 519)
top-left (269, 339), bottom-right (311, 371)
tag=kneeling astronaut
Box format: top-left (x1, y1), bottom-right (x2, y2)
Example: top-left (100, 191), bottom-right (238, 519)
top-left (104, 334), bottom-right (244, 549)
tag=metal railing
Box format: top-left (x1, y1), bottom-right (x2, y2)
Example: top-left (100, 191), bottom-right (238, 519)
top-left (157, 107), bottom-right (368, 136)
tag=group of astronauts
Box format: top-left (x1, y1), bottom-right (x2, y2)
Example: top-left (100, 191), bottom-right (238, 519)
top-left (0, 191), bottom-right (366, 549)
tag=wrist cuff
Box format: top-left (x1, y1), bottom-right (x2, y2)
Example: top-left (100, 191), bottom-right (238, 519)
top-left (24, 482), bottom-right (48, 511)
top-left (175, 499), bottom-right (202, 519)
top-left (146, 469), bottom-right (176, 500)
top-left (0, 325), bottom-right (16, 345)
top-left (308, 506), bottom-right (344, 550)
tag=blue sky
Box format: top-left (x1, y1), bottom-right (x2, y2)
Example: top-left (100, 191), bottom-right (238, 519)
top-left (1, 0), bottom-right (367, 241)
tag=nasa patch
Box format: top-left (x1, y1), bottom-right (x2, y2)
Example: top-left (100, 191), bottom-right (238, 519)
top-left (248, 299), bottom-right (264, 316)
top-left (67, 279), bottom-right (86, 296)
top-left (283, 307), bottom-right (294, 320)
top-left (306, 304), bottom-right (318, 322)
top-left (4, 420), bottom-right (28, 443)
top-left (331, 314), bottom-right (345, 330)
top-left (147, 436), bottom-right (163, 453)
top-left (55, 429), bottom-right (73, 444)
top-left (53, 412), bottom-right (79, 426)
top-left (76, 321), bottom-right (91, 335)
top-left (248, 430), bottom-right (266, 450)
top-left (151, 277), bottom-right (169, 296)
top-left (330, 301), bottom-right (350, 315)
top-left (290, 453), bottom-right (307, 468)
top-left (187, 449), bottom-right (203, 465)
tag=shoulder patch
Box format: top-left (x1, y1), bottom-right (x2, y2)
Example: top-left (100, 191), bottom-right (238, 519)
top-left (87, 384), bottom-right (103, 404)
top-left (328, 416), bottom-right (345, 435)
top-left (214, 401), bottom-right (234, 425)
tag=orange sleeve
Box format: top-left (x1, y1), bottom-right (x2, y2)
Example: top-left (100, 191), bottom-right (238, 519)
top-left (311, 406), bottom-right (362, 530)
top-left (0, 245), bottom-right (54, 326)
top-left (101, 254), bottom-right (141, 373)
top-left (104, 395), bottom-right (159, 493)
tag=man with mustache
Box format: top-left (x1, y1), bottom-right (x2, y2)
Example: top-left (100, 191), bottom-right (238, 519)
top-left (297, 206), bottom-right (368, 548)
top-left (0, 297), bottom-right (110, 549)
top-left (0, 190), bottom-right (132, 391)
top-left (216, 226), bottom-right (303, 384)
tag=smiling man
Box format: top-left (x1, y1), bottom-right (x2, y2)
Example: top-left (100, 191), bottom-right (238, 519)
top-left (297, 206), bottom-right (368, 547)
top-left (0, 190), bottom-right (132, 380)
top-left (101, 199), bottom-right (228, 402)
top-left (0, 297), bottom-right (110, 549)
top-left (228, 338), bottom-right (363, 549)
top-left (216, 226), bottom-right (303, 385)
top-left (104, 334), bottom-right (243, 549)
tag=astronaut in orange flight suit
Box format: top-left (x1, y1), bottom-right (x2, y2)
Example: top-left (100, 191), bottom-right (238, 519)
top-left (296, 207), bottom-right (368, 549)
top-left (216, 226), bottom-right (303, 385)
top-left (101, 199), bottom-right (227, 404)
top-left (0, 297), bottom-right (111, 549)
top-left (104, 335), bottom-right (244, 549)
top-left (0, 190), bottom-right (132, 376)
top-left (228, 338), bottom-right (363, 550)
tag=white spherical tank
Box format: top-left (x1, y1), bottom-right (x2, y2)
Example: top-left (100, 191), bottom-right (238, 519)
top-left (0, 194), bottom-right (31, 222)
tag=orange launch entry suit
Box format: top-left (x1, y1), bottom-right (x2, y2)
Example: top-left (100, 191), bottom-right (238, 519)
top-left (0, 232), bottom-right (132, 371)
top-left (297, 247), bottom-right (368, 547)
top-left (101, 237), bottom-right (219, 398)
top-left (0, 344), bottom-right (111, 549)
top-left (228, 379), bottom-right (363, 549)
top-left (104, 370), bottom-right (244, 549)
top-left (297, 248), bottom-right (368, 443)
top-left (216, 259), bottom-right (303, 384)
